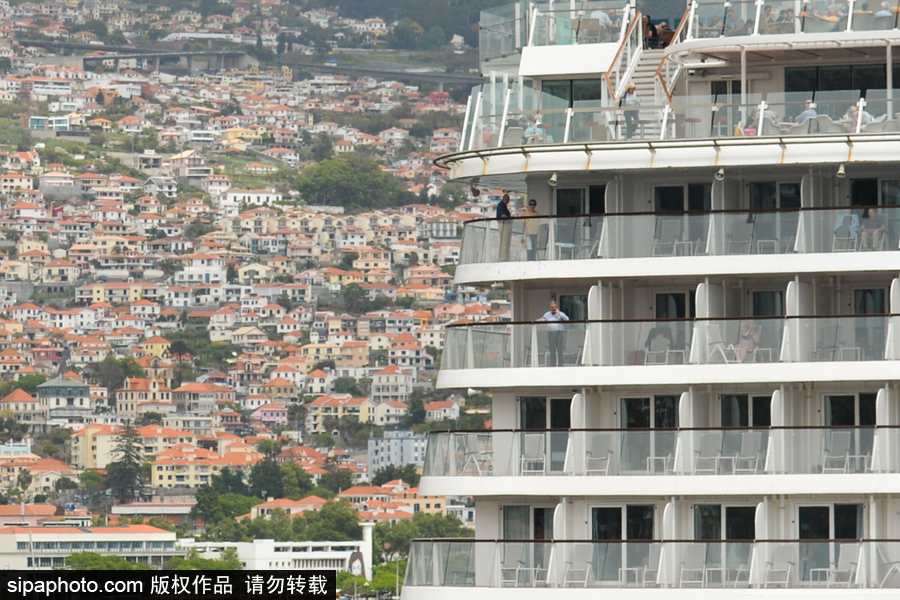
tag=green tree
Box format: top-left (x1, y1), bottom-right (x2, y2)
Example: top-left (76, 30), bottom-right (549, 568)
top-left (93, 355), bottom-right (146, 396)
top-left (318, 469), bottom-right (353, 494)
top-left (191, 484), bottom-right (224, 524)
top-left (281, 462), bottom-right (314, 500)
top-left (106, 421), bottom-right (143, 503)
top-left (303, 499), bottom-right (361, 541)
top-left (371, 464), bottom-right (421, 488)
top-left (402, 395), bottom-right (426, 427)
top-left (212, 466), bottom-right (248, 496)
top-left (66, 552), bottom-right (153, 570)
top-left (310, 132), bottom-right (334, 162)
top-left (166, 547), bottom-right (243, 570)
top-left (296, 154), bottom-right (414, 210)
top-left (249, 459), bottom-right (283, 499)
top-left (13, 374), bottom-right (47, 395)
top-left (81, 20), bottom-right (109, 40)
top-left (332, 376), bottom-right (363, 397)
top-left (341, 283), bottom-right (367, 314)
top-left (256, 439), bottom-right (282, 459)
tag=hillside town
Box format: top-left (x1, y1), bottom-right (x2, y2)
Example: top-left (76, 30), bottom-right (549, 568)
top-left (0, 0), bottom-right (504, 581)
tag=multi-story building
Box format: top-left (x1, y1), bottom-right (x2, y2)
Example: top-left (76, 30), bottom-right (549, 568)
top-left (404, 2), bottom-right (900, 597)
top-left (0, 524), bottom-right (181, 569)
top-left (367, 430), bottom-right (426, 476)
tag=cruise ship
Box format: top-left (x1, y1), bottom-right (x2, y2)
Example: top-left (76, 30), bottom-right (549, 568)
top-left (402, 0), bottom-right (900, 597)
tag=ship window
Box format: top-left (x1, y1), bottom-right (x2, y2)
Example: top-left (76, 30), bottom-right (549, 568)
top-left (785, 65), bottom-right (886, 96)
top-left (555, 186), bottom-right (605, 215)
top-left (796, 504), bottom-right (864, 581)
top-left (720, 394), bottom-right (771, 427)
top-left (693, 505), bottom-right (756, 540)
top-left (589, 505), bottom-right (655, 582)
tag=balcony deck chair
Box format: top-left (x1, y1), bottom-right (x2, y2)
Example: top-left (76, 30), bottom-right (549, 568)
top-left (810, 542), bottom-right (859, 588)
top-left (822, 430), bottom-right (852, 473)
top-left (564, 543), bottom-right (594, 587)
top-left (576, 18), bottom-right (602, 43)
top-left (644, 329), bottom-right (673, 364)
top-left (785, 118), bottom-right (815, 135)
top-left (753, 214), bottom-right (779, 254)
top-left (832, 215), bottom-right (858, 252)
top-left (501, 127), bottom-right (524, 147)
top-left (727, 219), bottom-right (754, 254)
top-left (585, 432), bottom-right (614, 475)
top-left (500, 542), bottom-right (529, 587)
top-left (877, 543), bottom-right (900, 587)
top-left (680, 543), bottom-right (707, 587)
top-left (652, 217), bottom-right (682, 256)
top-left (732, 431), bottom-right (763, 474)
top-left (817, 114), bottom-right (849, 133)
top-left (520, 432), bottom-right (546, 475)
top-left (694, 432), bottom-right (723, 475)
top-left (642, 542), bottom-right (662, 587)
top-left (707, 323), bottom-right (740, 364)
top-left (759, 115), bottom-right (781, 136)
top-left (462, 433), bottom-right (491, 475)
top-left (883, 119), bottom-right (900, 132)
top-left (764, 545), bottom-right (795, 588)
top-left (725, 543), bottom-right (752, 587)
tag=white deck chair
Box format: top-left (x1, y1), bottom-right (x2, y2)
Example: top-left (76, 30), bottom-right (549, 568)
top-left (680, 542), bottom-right (706, 586)
top-left (764, 545), bottom-right (795, 588)
top-left (694, 432), bottom-right (723, 475)
top-left (564, 543), bottom-right (594, 587)
top-left (707, 324), bottom-right (739, 364)
top-left (822, 430), bottom-right (852, 473)
top-left (732, 431), bottom-right (763, 474)
top-left (585, 432), bottom-right (614, 475)
top-left (520, 432), bottom-right (546, 475)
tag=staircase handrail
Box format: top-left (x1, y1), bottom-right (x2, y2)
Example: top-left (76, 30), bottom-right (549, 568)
top-left (603, 9), bottom-right (643, 101)
top-left (655, 5), bottom-right (692, 105)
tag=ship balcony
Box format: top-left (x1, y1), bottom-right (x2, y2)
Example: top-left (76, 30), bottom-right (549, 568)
top-left (422, 426), bottom-right (900, 485)
top-left (456, 207), bottom-right (900, 284)
top-left (403, 539), bottom-right (900, 592)
top-left (438, 315), bottom-right (897, 388)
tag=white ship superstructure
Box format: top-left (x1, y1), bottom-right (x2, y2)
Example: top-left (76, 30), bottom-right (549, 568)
top-left (402, 0), bottom-right (900, 596)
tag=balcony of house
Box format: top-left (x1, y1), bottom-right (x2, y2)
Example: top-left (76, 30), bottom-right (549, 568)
top-left (456, 205), bottom-right (900, 282)
top-left (402, 539), bottom-right (900, 593)
top-left (437, 314), bottom-right (899, 388)
top-left (420, 425), bottom-right (900, 496)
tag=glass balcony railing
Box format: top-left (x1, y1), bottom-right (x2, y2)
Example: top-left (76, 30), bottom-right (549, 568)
top-left (458, 206), bottom-right (900, 266)
top-left (423, 426), bottom-right (895, 477)
top-left (459, 85), bottom-right (900, 152)
top-left (406, 539), bottom-right (900, 588)
top-left (441, 315), bottom-right (892, 370)
top-left (685, 0), bottom-right (900, 39)
top-left (528, 2), bottom-right (630, 47)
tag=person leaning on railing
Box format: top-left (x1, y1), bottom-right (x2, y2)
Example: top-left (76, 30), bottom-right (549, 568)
top-left (496, 193), bottom-right (513, 261)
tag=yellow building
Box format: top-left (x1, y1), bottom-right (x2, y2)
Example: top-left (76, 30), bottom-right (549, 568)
top-left (142, 336), bottom-right (171, 358)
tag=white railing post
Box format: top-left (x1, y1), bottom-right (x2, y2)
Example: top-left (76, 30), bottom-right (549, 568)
top-left (847, 0), bottom-right (856, 31)
top-left (497, 87), bottom-right (512, 148)
top-left (461, 94), bottom-right (473, 151)
top-left (756, 99), bottom-right (767, 136)
top-left (686, 1), bottom-right (697, 40)
top-left (528, 6), bottom-right (539, 46)
top-left (563, 107), bottom-right (573, 142)
top-left (468, 91), bottom-right (483, 150)
top-left (660, 104), bottom-right (671, 140)
top-left (753, 0), bottom-right (763, 34)
top-left (856, 97), bottom-right (867, 133)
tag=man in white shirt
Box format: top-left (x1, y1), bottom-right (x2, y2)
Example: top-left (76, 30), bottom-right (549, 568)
top-left (539, 302), bottom-right (570, 366)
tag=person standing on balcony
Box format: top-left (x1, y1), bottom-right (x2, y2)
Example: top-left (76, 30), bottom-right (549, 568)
top-left (497, 193), bottom-right (513, 261)
top-left (642, 14), bottom-right (659, 48)
top-left (621, 83), bottom-right (640, 139)
top-left (539, 302), bottom-right (570, 366)
top-left (524, 199), bottom-right (540, 260)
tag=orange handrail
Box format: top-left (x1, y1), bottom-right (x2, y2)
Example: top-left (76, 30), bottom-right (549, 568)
top-left (655, 6), bottom-right (691, 104)
top-left (603, 10), bottom-right (642, 100)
